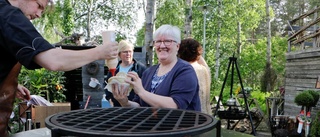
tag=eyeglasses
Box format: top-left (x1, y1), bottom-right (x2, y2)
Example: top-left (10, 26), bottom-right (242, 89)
top-left (153, 40), bottom-right (177, 47)
top-left (120, 50), bottom-right (133, 54)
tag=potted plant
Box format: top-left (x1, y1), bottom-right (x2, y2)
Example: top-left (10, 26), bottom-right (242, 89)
top-left (294, 90), bottom-right (319, 137)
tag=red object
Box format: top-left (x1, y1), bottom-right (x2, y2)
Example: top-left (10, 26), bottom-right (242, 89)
top-left (109, 68), bottom-right (116, 76)
top-left (84, 96), bottom-right (91, 109)
top-left (299, 109), bottom-right (304, 116)
top-left (307, 111), bottom-right (311, 117)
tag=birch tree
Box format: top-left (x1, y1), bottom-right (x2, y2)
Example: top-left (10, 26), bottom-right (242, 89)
top-left (214, 0), bottom-right (222, 80)
top-left (266, 0), bottom-right (271, 69)
top-left (33, 0), bottom-right (140, 43)
top-left (144, 0), bottom-right (157, 67)
top-left (260, 0), bottom-right (277, 93)
top-left (184, 0), bottom-right (193, 38)
top-left (237, 0), bottom-right (242, 56)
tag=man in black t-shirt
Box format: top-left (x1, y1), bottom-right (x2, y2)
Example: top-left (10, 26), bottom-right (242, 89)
top-left (0, 0), bottom-right (118, 136)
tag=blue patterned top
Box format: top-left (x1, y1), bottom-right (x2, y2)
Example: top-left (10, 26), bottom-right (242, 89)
top-left (151, 67), bottom-right (169, 93)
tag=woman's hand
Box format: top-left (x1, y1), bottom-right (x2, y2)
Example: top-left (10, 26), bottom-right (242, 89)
top-left (125, 71), bottom-right (145, 95)
top-left (112, 83), bottom-right (129, 106)
top-left (16, 84), bottom-right (31, 101)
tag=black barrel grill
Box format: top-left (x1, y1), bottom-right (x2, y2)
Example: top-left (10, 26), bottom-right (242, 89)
top-left (45, 107), bottom-right (220, 137)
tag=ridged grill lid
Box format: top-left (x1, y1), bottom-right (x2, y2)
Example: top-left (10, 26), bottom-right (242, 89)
top-left (45, 107), bottom-right (218, 137)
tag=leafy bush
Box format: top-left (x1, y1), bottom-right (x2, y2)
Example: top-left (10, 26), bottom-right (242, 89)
top-left (305, 90), bottom-right (320, 107)
top-left (250, 90), bottom-right (270, 113)
top-left (310, 111), bottom-right (320, 137)
top-left (294, 91), bottom-right (314, 107)
top-left (18, 67), bottom-right (66, 102)
top-left (9, 67), bottom-right (67, 134)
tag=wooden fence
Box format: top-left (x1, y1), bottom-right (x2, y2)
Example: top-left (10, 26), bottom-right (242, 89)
top-left (285, 7), bottom-right (320, 116)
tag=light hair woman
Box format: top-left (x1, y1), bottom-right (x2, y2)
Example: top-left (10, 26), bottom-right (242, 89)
top-left (111, 25), bottom-right (201, 111)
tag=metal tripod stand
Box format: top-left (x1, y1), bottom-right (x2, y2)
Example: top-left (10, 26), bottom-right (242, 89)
top-left (213, 55), bottom-right (256, 136)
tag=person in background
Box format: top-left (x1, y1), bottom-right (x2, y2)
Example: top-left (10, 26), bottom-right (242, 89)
top-left (0, 0), bottom-right (118, 136)
top-left (111, 24), bottom-right (201, 111)
top-left (178, 38), bottom-right (212, 115)
top-left (104, 40), bottom-right (147, 107)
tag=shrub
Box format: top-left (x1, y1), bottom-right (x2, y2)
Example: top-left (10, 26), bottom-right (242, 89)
top-left (310, 111), bottom-right (320, 137)
top-left (18, 67), bottom-right (66, 102)
top-left (305, 90), bottom-right (319, 107)
top-left (294, 91), bottom-right (314, 107)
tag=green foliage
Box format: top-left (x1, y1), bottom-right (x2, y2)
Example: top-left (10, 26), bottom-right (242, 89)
top-left (305, 90), bottom-right (320, 107)
top-left (240, 37), bottom-right (287, 91)
top-left (8, 104), bottom-right (19, 134)
top-left (18, 67), bottom-right (66, 103)
top-left (71, 0), bottom-right (139, 37)
top-left (32, 0), bottom-right (65, 43)
top-left (294, 90), bottom-right (320, 108)
top-left (310, 111), bottom-right (320, 137)
top-left (294, 91), bottom-right (315, 107)
top-left (144, 0), bottom-right (286, 116)
top-left (250, 90), bottom-right (270, 113)
top-left (155, 0), bottom-right (185, 28)
top-left (260, 63), bottom-right (277, 92)
top-left (32, 0), bottom-right (139, 43)
top-left (62, 0), bottom-right (74, 36)
top-left (135, 25), bottom-right (145, 46)
top-left (25, 0), bottom-right (308, 119)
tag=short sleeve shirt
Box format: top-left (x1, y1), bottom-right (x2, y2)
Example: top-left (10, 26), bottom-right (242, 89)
top-left (0, 0), bottom-right (55, 83)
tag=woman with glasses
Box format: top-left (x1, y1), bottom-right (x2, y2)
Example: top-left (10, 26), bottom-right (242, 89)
top-left (178, 38), bottom-right (212, 115)
top-left (112, 24), bottom-right (201, 111)
top-left (104, 40), bottom-right (147, 107)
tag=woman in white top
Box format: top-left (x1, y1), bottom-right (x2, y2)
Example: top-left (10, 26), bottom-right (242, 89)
top-left (178, 38), bottom-right (212, 115)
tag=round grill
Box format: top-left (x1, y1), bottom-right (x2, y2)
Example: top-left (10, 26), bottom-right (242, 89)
top-left (45, 107), bottom-right (219, 137)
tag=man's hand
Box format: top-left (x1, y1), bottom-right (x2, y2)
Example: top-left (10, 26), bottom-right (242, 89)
top-left (16, 84), bottom-right (31, 100)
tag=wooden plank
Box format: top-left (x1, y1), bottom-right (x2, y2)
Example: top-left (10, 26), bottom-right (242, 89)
top-left (286, 57), bottom-right (320, 62)
top-left (292, 31), bottom-right (320, 45)
top-left (286, 67), bottom-right (320, 72)
top-left (285, 25), bottom-right (320, 32)
top-left (286, 73), bottom-right (320, 78)
top-left (285, 82), bottom-right (316, 87)
top-left (289, 7), bottom-right (320, 24)
top-left (286, 51), bottom-right (320, 59)
top-left (285, 82), bottom-right (315, 87)
top-left (288, 17), bottom-right (320, 41)
top-left (285, 67), bottom-right (320, 73)
top-left (285, 42), bottom-right (320, 117)
top-left (286, 48), bottom-right (320, 59)
top-left (286, 59), bottom-right (320, 66)
top-left (285, 74), bottom-right (319, 79)
top-left (285, 78), bottom-right (316, 83)
top-left (285, 83), bottom-right (315, 89)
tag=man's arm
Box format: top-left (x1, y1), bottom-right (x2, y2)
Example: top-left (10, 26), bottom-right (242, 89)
top-left (34, 42), bottom-right (118, 71)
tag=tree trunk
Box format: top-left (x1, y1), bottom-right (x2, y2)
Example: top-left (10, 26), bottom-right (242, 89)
top-left (266, 0), bottom-right (272, 92)
top-left (144, 0), bottom-right (156, 67)
top-left (86, 0), bottom-right (93, 39)
top-left (237, 0), bottom-right (241, 57)
top-left (214, 0), bottom-right (222, 80)
top-left (184, 0), bottom-right (193, 38)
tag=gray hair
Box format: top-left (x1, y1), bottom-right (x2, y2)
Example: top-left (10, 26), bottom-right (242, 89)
top-left (153, 24), bottom-right (181, 44)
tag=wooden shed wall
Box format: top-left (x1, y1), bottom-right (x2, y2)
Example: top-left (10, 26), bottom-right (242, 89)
top-left (285, 48), bottom-right (320, 116)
